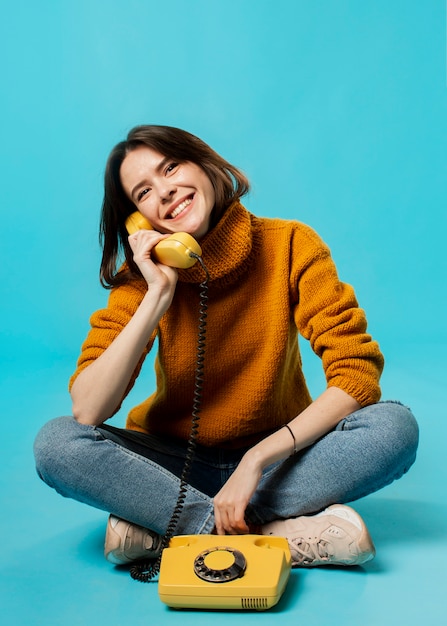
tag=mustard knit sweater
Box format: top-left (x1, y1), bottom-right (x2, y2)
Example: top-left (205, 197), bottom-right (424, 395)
top-left (70, 202), bottom-right (384, 448)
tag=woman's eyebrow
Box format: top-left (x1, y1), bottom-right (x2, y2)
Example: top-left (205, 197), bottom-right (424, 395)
top-left (155, 155), bottom-right (172, 173)
top-left (130, 156), bottom-right (172, 200)
top-left (130, 180), bottom-right (149, 200)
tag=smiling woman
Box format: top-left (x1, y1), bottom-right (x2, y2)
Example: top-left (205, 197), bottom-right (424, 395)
top-left (33, 124), bottom-right (419, 577)
top-left (119, 146), bottom-right (216, 239)
top-left (99, 125), bottom-right (249, 288)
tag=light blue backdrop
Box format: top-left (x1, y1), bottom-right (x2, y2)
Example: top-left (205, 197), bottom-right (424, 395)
top-left (1, 0), bottom-right (446, 373)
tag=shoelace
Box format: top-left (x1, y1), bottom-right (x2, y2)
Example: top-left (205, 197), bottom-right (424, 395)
top-left (289, 538), bottom-right (330, 565)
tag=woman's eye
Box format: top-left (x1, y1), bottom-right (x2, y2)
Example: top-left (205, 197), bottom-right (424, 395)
top-left (166, 162), bottom-right (179, 174)
top-left (137, 188), bottom-right (150, 201)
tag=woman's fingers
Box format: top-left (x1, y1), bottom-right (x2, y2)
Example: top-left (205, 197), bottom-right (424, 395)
top-left (212, 455), bottom-right (262, 535)
top-left (213, 494), bottom-right (250, 535)
top-left (128, 230), bottom-right (178, 287)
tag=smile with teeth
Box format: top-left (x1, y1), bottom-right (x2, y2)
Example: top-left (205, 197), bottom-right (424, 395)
top-left (170, 197), bottom-right (192, 219)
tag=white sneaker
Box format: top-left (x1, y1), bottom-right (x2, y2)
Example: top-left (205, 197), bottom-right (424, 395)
top-left (104, 515), bottom-right (163, 565)
top-left (262, 505), bottom-right (375, 567)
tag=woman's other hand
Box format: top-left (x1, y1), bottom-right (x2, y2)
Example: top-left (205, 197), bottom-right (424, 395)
top-left (213, 453), bottom-right (263, 535)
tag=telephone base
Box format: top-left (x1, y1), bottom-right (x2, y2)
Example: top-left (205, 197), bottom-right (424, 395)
top-left (158, 534), bottom-right (291, 611)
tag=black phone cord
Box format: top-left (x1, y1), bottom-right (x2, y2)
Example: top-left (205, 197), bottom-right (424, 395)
top-left (130, 254), bottom-right (209, 582)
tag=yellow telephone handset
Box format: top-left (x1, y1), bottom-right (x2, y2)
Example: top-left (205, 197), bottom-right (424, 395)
top-left (125, 211), bottom-right (202, 269)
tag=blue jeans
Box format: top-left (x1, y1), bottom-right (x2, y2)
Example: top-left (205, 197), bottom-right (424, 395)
top-left (33, 401), bottom-right (419, 535)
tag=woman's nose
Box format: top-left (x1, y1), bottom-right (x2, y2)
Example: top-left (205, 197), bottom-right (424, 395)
top-left (159, 183), bottom-right (176, 202)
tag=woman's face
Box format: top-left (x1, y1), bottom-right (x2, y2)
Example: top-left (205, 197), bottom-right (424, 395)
top-left (120, 145), bottom-right (216, 240)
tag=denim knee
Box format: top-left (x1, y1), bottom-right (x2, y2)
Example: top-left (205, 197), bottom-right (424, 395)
top-left (382, 400), bottom-right (419, 471)
top-left (33, 416), bottom-right (92, 488)
top-left (384, 399), bottom-right (418, 430)
top-left (377, 400), bottom-right (419, 463)
top-left (340, 400), bottom-right (419, 478)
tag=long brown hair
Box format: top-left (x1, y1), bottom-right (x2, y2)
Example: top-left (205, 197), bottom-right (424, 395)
top-left (99, 125), bottom-right (250, 288)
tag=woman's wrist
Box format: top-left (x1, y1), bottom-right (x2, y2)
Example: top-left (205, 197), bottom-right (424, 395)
top-left (243, 428), bottom-right (293, 472)
top-left (240, 447), bottom-right (265, 473)
top-left (139, 284), bottom-right (175, 320)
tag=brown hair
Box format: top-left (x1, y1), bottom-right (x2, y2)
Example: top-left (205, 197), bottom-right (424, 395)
top-left (99, 125), bottom-right (250, 288)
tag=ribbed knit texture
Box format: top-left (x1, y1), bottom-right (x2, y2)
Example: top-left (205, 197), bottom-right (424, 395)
top-left (70, 202), bottom-right (384, 448)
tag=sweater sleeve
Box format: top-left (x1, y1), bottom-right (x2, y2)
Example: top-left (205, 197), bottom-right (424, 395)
top-left (68, 279), bottom-right (156, 407)
top-left (290, 224), bottom-right (384, 406)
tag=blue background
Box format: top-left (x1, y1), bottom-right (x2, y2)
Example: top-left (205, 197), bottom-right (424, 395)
top-left (1, 1), bottom-right (446, 624)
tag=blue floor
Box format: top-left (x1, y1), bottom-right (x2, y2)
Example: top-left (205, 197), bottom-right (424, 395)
top-left (1, 340), bottom-right (446, 625)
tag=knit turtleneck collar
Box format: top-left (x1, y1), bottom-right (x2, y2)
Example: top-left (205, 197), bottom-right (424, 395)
top-left (177, 201), bottom-right (259, 286)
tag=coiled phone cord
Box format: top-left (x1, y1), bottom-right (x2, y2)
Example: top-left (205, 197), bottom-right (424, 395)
top-left (130, 254), bottom-right (209, 582)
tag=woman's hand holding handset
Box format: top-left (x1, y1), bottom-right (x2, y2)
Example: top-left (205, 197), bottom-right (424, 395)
top-left (128, 228), bottom-right (179, 299)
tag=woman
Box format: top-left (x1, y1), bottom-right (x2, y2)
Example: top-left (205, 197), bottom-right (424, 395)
top-left (34, 125), bottom-right (419, 569)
